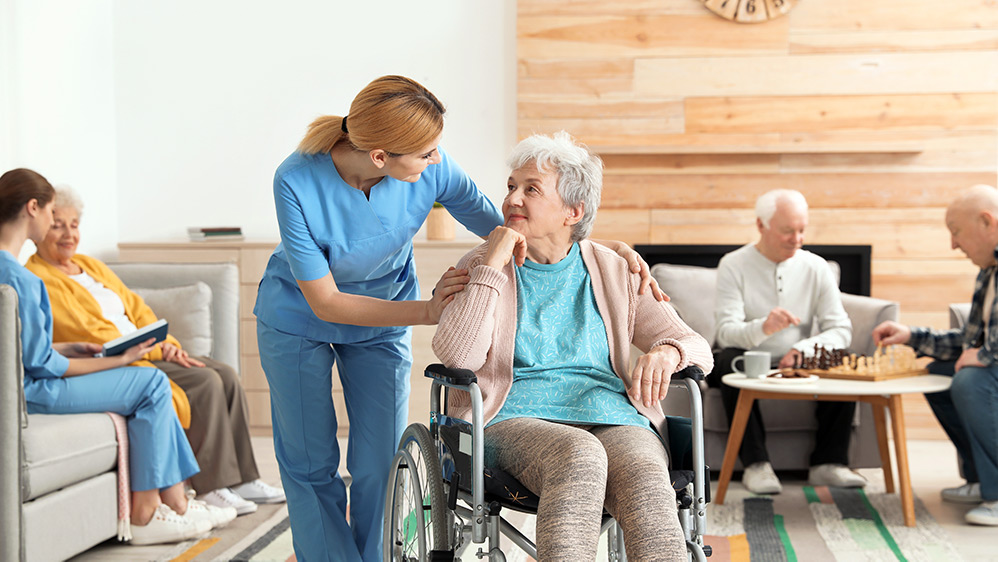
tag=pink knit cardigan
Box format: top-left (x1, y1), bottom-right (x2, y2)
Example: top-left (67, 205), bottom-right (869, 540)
top-left (432, 240), bottom-right (714, 438)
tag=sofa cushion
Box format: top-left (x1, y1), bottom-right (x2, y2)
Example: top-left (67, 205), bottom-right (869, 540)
top-left (21, 413), bottom-right (117, 501)
top-left (651, 264), bottom-right (718, 347)
top-left (133, 282), bottom-right (213, 357)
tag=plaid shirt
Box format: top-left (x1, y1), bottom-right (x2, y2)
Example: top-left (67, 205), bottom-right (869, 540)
top-left (908, 252), bottom-right (998, 365)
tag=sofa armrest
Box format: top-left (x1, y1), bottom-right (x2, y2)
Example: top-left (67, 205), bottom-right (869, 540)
top-left (108, 262), bottom-right (240, 370)
top-left (1, 285), bottom-right (24, 561)
top-left (949, 302), bottom-right (971, 330)
top-left (840, 292), bottom-right (899, 357)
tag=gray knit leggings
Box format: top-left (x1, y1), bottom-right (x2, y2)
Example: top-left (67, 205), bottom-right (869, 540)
top-left (484, 418), bottom-right (686, 561)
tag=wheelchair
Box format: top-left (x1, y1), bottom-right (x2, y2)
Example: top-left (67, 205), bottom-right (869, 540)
top-left (384, 363), bottom-right (711, 562)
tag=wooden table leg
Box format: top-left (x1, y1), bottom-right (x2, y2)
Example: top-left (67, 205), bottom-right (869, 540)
top-left (870, 401), bottom-right (895, 494)
top-left (888, 394), bottom-right (916, 527)
top-left (716, 390), bottom-right (756, 505)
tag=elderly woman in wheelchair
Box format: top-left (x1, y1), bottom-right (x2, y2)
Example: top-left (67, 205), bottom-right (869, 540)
top-left (384, 131), bottom-right (713, 561)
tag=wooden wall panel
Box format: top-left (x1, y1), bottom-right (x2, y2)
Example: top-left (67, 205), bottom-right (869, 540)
top-left (685, 94), bottom-right (998, 134)
top-left (634, 52), bottom-right (998, 97)
top-left (520, 0), bottom-right (998, 342)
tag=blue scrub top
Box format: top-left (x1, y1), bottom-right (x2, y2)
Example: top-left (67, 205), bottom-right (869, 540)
top-left (0, 250), bottom-right (70, 406)
top-left (254, 146), bottom-right (502, 343)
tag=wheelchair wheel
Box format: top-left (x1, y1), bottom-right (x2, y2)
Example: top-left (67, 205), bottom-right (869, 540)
top-left (384, 423), bottom-right (450, 561)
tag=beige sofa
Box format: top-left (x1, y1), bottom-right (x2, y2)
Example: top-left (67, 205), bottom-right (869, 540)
top-left (1, 262), bottom-right (238, 562)
top-left (652, 262), bottom-right (898, 472)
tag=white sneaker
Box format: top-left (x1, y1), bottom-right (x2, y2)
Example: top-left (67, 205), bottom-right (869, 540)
top-left (129, 504), bottom-right (211, 546)
top-left (200, 487), bottom-right (258, 516)
top-left (742, 461), bottom-right (782, 494)
top-left (184, 490), bottom-right (237, 528)
top-left (965, 500), bottom-right (998, 526)
top-left (941, 482), bottom-right (982, 504)
top-left (808, 463), bottom-right (867, 488)
top-left (232, 479), bottom-right (286, 504)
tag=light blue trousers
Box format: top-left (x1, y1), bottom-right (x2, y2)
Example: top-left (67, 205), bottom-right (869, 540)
top-left (27, 366), bottom-right (199, 491)
top-left (257, 320), bottom-right (411, 562)
top-left (926, 361), bottom-right (998, 501)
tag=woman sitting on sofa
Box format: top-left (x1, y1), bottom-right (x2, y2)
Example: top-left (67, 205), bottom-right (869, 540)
top-left (0, 167), bottom-right (232, 545)
top-left (25, 187), bottom-right (285, 515)
top-left (432, 132), bottom-right (714, 560)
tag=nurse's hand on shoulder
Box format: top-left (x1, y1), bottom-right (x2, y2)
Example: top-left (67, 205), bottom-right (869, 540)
top-left (591, 239), bottom-right (669, 302)
top-left (427, 266), bottom-right (471, 324)
top-left (483, 226), bottom-right (527, 270)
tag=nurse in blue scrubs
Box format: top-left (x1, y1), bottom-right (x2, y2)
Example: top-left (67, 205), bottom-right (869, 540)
top-left (254, 75), bottom-right (664, 561)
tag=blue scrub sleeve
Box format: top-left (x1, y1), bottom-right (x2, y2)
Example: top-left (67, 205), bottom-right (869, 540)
top-left (274, 175), bottom-right (332, 282)
top-left (20, 277), bottom-right (69, 379)
top-left (432, 148), bottom-right (503, 237)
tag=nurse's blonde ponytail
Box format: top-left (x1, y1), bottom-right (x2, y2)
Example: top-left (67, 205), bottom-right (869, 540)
top-left (298, 75), bottom-right (446, 156)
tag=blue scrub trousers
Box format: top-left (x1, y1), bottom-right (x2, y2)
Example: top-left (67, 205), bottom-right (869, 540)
top-left (27, 366), bottom-right (199, 491)
top-left (257, 319), bottom-right (411, 562)
top-left (926, 360), bottom-right (998, 501)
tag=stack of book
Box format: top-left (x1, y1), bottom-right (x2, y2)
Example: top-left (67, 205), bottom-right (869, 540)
top-left (187, 226), bottom-right (244, 241)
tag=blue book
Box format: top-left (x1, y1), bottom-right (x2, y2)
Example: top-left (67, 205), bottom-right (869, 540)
top-left (97, 319), bottom-right (169, 357)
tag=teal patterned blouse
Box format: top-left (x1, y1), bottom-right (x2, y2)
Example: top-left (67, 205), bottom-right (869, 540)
top-left (488, 242), bottom-right (653, 431)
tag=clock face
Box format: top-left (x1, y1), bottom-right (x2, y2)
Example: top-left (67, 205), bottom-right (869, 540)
top-left (703, 0), bottom-right (796, 23)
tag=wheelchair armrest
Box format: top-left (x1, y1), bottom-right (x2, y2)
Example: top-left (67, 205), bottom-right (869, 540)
top-left (425, 363), bottom-right (477, 386)
top-left (672, 365), bottom-right (704, 382)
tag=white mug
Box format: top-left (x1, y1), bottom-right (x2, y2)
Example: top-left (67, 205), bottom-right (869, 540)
top-left (731, 350), bottom-right (772, 378)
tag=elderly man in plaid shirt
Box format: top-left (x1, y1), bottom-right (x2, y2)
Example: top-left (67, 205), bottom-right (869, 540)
top-left (874, 184), bottom-right (998, 527)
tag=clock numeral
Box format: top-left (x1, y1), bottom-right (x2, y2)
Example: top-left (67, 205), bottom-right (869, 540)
top-left (745, 0), bottom-right (757, 14)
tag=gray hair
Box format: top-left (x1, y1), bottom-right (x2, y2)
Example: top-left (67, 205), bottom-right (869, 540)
top-left (53, 185), bottom-right (84, 217)
top-left (506, 131), bottom-right (603, 242)
top-left (755, 189), bottom-right (807, 229)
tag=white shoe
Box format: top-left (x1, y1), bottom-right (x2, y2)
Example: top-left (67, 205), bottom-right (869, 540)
top-left (965, 501), bottom-right (998, 526)
top-left (941, 482), bottom-right (982, 504)
top-left (808, 463), bottom-right (867, 488)
top-left (185, 490), bottom-right (237, 528)
top-left (200, 487), bottom-right (258, 516)
top-left (129, 504), bottom-right (211, 546)
top-left (742, 461), bottom-right (782, 494)
top-left (232, 479), bottom-right (286, 504)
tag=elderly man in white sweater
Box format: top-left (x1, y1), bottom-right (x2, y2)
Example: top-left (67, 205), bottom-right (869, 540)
top-left (711, 189), bottom-right (865, 494)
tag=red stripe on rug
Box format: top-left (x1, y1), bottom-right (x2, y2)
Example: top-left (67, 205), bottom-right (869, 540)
top-left (815, 486), bottom-right (835, 504)
top-left (704, 535), bottom-right (732, 560)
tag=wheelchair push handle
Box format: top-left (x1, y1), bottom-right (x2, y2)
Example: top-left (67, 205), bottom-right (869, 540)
top-left (672, 364), bottom-right (705, 382)
top-left (425, 363), bottom-right (477, 386)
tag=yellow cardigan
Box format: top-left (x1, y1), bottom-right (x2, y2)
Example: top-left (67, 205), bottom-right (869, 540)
top-left (25, 253), bottom-right (191, 428)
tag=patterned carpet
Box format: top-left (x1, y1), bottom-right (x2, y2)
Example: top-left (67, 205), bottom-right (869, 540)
top-left (707, 484), bottom-right (963, 562)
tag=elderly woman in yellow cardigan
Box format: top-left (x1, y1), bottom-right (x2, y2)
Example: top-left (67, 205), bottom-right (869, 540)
top-left (26, 188), bottom-right (285, 515)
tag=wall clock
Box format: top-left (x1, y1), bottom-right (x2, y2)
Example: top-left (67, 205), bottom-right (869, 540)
top-left (702, 0), bottom-right (797, 23)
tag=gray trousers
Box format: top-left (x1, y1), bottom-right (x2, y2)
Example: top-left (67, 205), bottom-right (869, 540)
top-left (485, 418), bottom-right (686, 561)
top-left (153, 356), bottom-right (259, 493)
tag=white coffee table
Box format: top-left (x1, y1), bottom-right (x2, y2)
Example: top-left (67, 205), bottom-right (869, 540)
top-left (716, 372), bottom-right (952, 527)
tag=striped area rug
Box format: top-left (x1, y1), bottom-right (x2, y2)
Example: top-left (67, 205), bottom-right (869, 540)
top-left (202, 505), bottom-right (295, 562)
top-left (707, 485), bottom-right (963, 561)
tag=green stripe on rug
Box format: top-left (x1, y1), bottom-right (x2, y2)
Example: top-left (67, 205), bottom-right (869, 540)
top-left (773, 514), bottom-right (797, 562)
top-left (858, 488), bottom-right (907, 562)
top-left (804, 486), bottom-right (821, 504)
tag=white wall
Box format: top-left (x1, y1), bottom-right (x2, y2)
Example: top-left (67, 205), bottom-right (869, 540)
top-left (113, 1), bottom-right (515, 248)
top-left (5, 0), bottom-right (119, 261)
top-left (6, 0), bottom-right (515, 258)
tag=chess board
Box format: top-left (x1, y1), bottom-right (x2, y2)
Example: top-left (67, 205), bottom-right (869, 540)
top-left (805, 367), bottom-right (928, 382)
top-left (789, 344), bottom-right (927, 381)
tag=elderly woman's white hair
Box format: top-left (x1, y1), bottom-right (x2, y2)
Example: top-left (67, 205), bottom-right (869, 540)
top-left (53, 185), bottom-right (85, 216)
top-left (507, 131), bottom-right (603, 242)
top-left (755, 189), bottom-right (807, 229)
